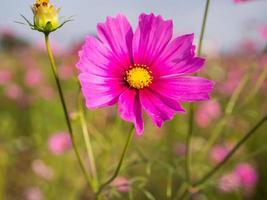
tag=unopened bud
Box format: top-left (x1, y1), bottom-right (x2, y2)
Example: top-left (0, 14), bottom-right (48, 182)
top-left (32, 0), bottom-right (60, 33)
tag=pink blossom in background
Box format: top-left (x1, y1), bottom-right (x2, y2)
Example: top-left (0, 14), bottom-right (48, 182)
top-left (111, 177), bottom-right (130, 193)
top-left (48, 132), bottom-right (72, 155)
top-left (210, 145), bottom-right (229, 164)
top-left (234, 0), bottom-right (252, 3)
top-left (173, 142), bottom-right (186, 156)
top-left (218, 163), bottom-right (257, 195)
top-left (0, 69), bottom-right (12, 86)
top-left (241, 39), bottom-right (257, 54)
top-left (235, 163), bottom-right (258, 189)
top-left (37, 39), bottom-right (64, 56)
top-left (58, 65), bottom-right (74, 80)
top-left (37, 85), bottom-right (55, 101)
top-left (21, 55), bottom-right (41, 70)
top-left (24, 187), bottom-right (43, 200)
top-left (16, 96), bottom-right (33, 108)
top-left (196, 99), bottom-right (221, 128)
top-left (77, 13), bottom-right (214, 135)
top-left (218, 68), bottom-right (244, 95)
top-left (4, 83), bottom-right (22, 100)
top-left (259, 25), bottom-right (267, 41)
top-left (218, 172), bottom-right (241, 193)
top-left (31, 159), bottom-right (54, 181)
top-left (0, 27), bottom-right (15, 38)
top-left (24, 68), bottom-right (44, 87)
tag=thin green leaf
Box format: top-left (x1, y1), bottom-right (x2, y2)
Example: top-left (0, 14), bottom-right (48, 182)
top-left (20, 14), bottom-right (33, 27)
top-left (143, 190), bottom-right (156, 200)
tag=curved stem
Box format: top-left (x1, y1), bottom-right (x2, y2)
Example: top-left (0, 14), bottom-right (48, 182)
top-left (44, 34), bottom-right (92, 188)
top-left (193, 114), bottom-right (267, 187)
top-left (78, 93), bottom-right (99, 192)
top-left (95, 125), bottom-right (135, 197)
top-left (185, 0), bottom-right (211, 184)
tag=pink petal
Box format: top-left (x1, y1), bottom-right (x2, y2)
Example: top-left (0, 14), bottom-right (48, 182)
top-left (151, 76), bottom-right (214, 102)
top-left (133, 13), bottom-right (173, 66)
top-left (97, 14), bottom-right (133, 68)
top-left (79, 73), bottom-right (125, 109)
top-left (159, 34), bottom-right (195, 63)
top-left (118, 89), bottom-right (144, 134)
top-left (140, 89), bottom-right (184, 128)
top-left (77, 36), bottom-right (124, 77)
top-left (152, 34), bottom-right (204, 77)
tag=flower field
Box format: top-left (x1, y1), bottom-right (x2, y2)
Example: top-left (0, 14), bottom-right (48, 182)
top-left (0, 0), bottom-right (267, 199)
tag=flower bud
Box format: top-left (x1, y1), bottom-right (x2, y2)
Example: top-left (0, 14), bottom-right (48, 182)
top-left (32, 0), bottom-right (59, 32)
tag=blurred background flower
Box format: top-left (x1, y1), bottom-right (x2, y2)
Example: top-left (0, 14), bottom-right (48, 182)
top-left (48, 132), bottom-right (72, 155)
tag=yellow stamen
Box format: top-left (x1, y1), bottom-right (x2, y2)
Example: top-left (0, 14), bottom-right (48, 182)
top-left (125, 64), bottom-right (153, 89)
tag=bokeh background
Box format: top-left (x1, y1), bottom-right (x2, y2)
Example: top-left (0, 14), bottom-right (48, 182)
top-left (1, 0), bottom-right (267, 200)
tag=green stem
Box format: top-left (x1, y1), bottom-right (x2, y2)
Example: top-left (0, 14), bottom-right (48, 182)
top-left (185, 0), bottom-right (211, 184)
top-left (166, 172), bottom-right (173, 198)
top-left (185, 104), bottom-right (194, 184)
top-left (201, 74), bottom-right (249, 156)
top-left (193, 114), bottom-right (267, 187)
top-left (44, 34), bottom-right (92, 188)
top-left (197, 0), bottom-right (210, 57)
top-left (173, 182), bottom-right (188, 200)
top-left (246, 63), bottom-right (267, 104)
top-left (95, 125), bottom-right (135, 197)
top-left (78, 93), bottom-right (99, 192)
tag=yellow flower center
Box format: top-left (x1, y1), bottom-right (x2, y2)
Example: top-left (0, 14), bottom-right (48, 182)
top-left (125, 64), bottom-right (153, 89)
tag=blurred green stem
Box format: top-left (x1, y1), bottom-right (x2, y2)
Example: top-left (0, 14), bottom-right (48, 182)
top-left (95, 125), bottom-right (135, 198)
top-left (201, 74), bottom-right (249, 156)
top-left (173, 182), bottom-right (188, 200)
top-left (78, 93), bottom-right (99, 192)
top-left (246, 64), bottom-right (267, 103)
top-left (193, 114), bottom-right (267, 187)
top-left (44, 34), bottom-right (92, 188)
top-left (197, 0), bottom-right (210, 57)
top-left (185, 0), bottom-right (210, 184)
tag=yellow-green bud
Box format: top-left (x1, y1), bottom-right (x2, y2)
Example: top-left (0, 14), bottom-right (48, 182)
top-left (32, 0), bottom-right (59, 32)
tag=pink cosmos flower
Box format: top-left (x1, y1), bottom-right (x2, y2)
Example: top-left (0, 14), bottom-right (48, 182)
top-left (234, 0), bottom-right (252, 3)
top-left (218, 172), bottom-right (241, 193)
top-left (259, 25), bottom-right (267, 41)
top-left (111, 176), bottom-right (130, 193)
top-left (173, 142), bottom-right (186, 156)
top-left (58, 65), bottom-right (74, 80)
top-left (0, 68), bottom-right (12, 86)
top-left (196, 99), bottom-right (221, 128)
top-left (210, 145), bottom-right (229, 164)
top-left (48, 132), bottom-right (72, 155)
top-left (37, 39), bottom-right (64, 56)
top-left (24, 68), bottom-right (44, 87)
top-left (77, 13), bottom-right (214, 134)
top-left (4, 83), bottom-right (22, 100)
top-left (235, 163), bottom-right (257, 189)
top-left (37, 85), bottom-right (55, 101)
top-left (218, 67), bottom-right (244, 95)
top-left (31, 159), bottom-right (54, 181)
top-left (217, 163), bottom-right (257, 194)
top-left (24, 187), bottom-right (43, 200)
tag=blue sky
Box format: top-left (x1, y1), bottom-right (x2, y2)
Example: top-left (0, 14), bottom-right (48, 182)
top-left (1, 0), bottom-right (267, 51)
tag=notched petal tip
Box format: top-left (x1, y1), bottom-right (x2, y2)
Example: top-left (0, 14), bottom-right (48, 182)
top-left (97, 14), bottom-right (130, 29)
top-left (138, 13), bottom-right (173, 25)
